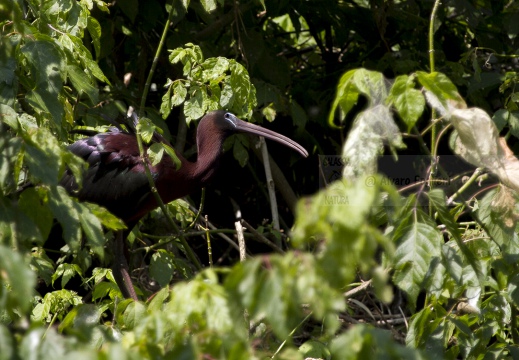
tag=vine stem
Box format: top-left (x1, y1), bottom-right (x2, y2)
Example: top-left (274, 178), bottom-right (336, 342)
top-left (428, 0), bottom-right (442, 215)
top-left (134, 1), bottom-right (202, 270)
top-left (428, 0), bottom-right (441, 73)
top-left (447, 168), bottom-right (483, 205)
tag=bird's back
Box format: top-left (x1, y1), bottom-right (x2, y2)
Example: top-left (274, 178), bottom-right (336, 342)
top-left (61, 130), bottom-right (158, 224)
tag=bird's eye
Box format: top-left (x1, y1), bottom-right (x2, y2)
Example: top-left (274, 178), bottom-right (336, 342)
top-left (224, 112), bottom-right (237, 128)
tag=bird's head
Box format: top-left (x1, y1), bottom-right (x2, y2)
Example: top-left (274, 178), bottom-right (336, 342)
top-left (200, 110), bottom-right (308, 158)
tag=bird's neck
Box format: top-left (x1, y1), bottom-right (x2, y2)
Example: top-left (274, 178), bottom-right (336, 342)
top-left (192, 128), bottom-right (225, 186)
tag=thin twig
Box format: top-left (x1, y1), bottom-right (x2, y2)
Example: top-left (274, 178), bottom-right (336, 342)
top-left (204, 215), bottom-right (213, 267)
top-left (187, 204), bottom-right (244, 253)
top-left (259, 137), bottom-right (280, 231)
top-left (271, 312), bottom-right (313, 359)
top-left (235, 219), bottom-right (246, 263)
top-left (344, 279), bottom-right (372, 298)
top-left (186, 187), bottom-right (205, 229)
top-left (240, 219), bottom-right (284, 253)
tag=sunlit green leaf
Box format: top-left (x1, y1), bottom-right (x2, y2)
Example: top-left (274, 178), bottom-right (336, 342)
top-left (416, 71), bottom-right (463, 113)
top-left (393, 221), bottom-right (442, 308)
top-left (30, 248), bottom-right (55, 286)
top-left (137, 117), bottom-right (156, 144)
top-left (52, 263), bottom-right (83, 288)
top-left (148, 142), bottom-right (164, 166)
top-left (84, 202), bottom-right (126, 231)
top-left (86, 16), bottom-right (102, 58)
top-left (200, 0), bottom-right (217, 12)
top-left (161, 143), bottom-right (182, 170)
top-left (184, 87), bottom-right (205, 122)
top-left (150, 249), bottom-right (176, 288)
top-left (171, 81), bottom-right (187, 107)
top-left (66, 64), bottom-right (99, 104)
top-left (388, 75), bottom-right (425, 131)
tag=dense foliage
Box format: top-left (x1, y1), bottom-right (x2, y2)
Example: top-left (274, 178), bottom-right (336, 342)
top-left (2, 0), bottom-right (519, 358)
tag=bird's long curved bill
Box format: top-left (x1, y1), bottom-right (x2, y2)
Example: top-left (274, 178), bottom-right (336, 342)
top-left (234, 119), bottom-right (309, 158)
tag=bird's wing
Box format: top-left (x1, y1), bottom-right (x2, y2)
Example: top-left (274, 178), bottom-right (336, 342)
top-left (60, 131), bottom-right (157, 222)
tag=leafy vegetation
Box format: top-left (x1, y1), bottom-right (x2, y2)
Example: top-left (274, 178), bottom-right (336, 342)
top-left (2, 0), bottom-right (519, 358)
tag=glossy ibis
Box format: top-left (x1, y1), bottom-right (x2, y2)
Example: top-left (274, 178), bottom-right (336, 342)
top-left (60, 110), bottom-right (308, 300)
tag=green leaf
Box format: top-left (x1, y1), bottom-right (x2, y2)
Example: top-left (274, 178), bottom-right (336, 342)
top-left (48, 186), bottom-right (82, 248)
top-left (406, 306), bottom-right (444, 351)
top-left (84, 202), bottom-right (127, 231)
top-left (388, 75), bottom-right (425, 131)
top-left (117, 0), bottom-right (138, 22)
top-left (328, 69), bottom-right (359, 127)
top-left (21, 39), bottom-right (65, 127)
top-left (160, 79), bottom-right (173, 119)
top-left (31, 289), bottom-right (82, 323)
top-left (492, 109), bottom-right (509, 132)
top-left (18, 187), bottom-right (53, 241)
top-left (59, 303), bottom-right (101, 332)
top-left (172, 81), bottom-right (187, 107)
top-left (233, 136), bottom-right (248, 167)
top-left (0, 325), bottom-right (15, 360)
top-left (137, 117), bottom-right (156, 144)
top-left (202, 57), bottom-right (230, 80)
top-left (66, 64), bottom-right (99, 104)
top-left (428, 189), bottom-right (484, 286)
top-left (122, 301), bottom-right (147, 330)
top-left (52, 263), bottom-right (83, 288)
top-left (60, 33), bottom-right (110, 84)
top-left (200, 0), bottom-right (217, 12)
top-left (299, 340), bottom-right (330, 359)
top-left (86, 16), bottom-right (102, 59)
top-left (220, 80), bottom-right (234, 109)
top-left (0, 104), bottom-right (18, 130)
top-left (30, 248), bottom-right (55, 286)
top-left (179, 0), bottom-right (191, 11)
top-left (92, 281), bottom-right (121, 301)
top-left (262, 103), bottom-right (276, 122)
top-left (416, 71), bottom-right (463, 113)
top-left (162, 143), bottom-right (182, 170)
top-left (184, 87), bottom-right (205, 122)
top-left (166, 270), bottom-right (235, 334)
top-left (352, 68), bottom-right (387, 101)
top-left (226, 253), bottom-right (344, 339)
top-left (62, 150), bottom-right (86, 189)
top-left (23, 128), bottom-right (63, 185)
top-left (508, 111), bottom-right (519, 138)
top-left (0, 245), bottom-right (35, 315)
top-left (393, 221), bottom-right (442, 308)
top-left (150, 249), bottom-right (176, 288)
top-left (169, 48), bottom-right (186, 64)
top-left (148, 142), bottom-right (164, 166)
top-left (290, 100), bottom-right (307, 127)
top-left (330, 324), bottom-right (423, 359)
top-left (75, 202), bottom-right (106, 257)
